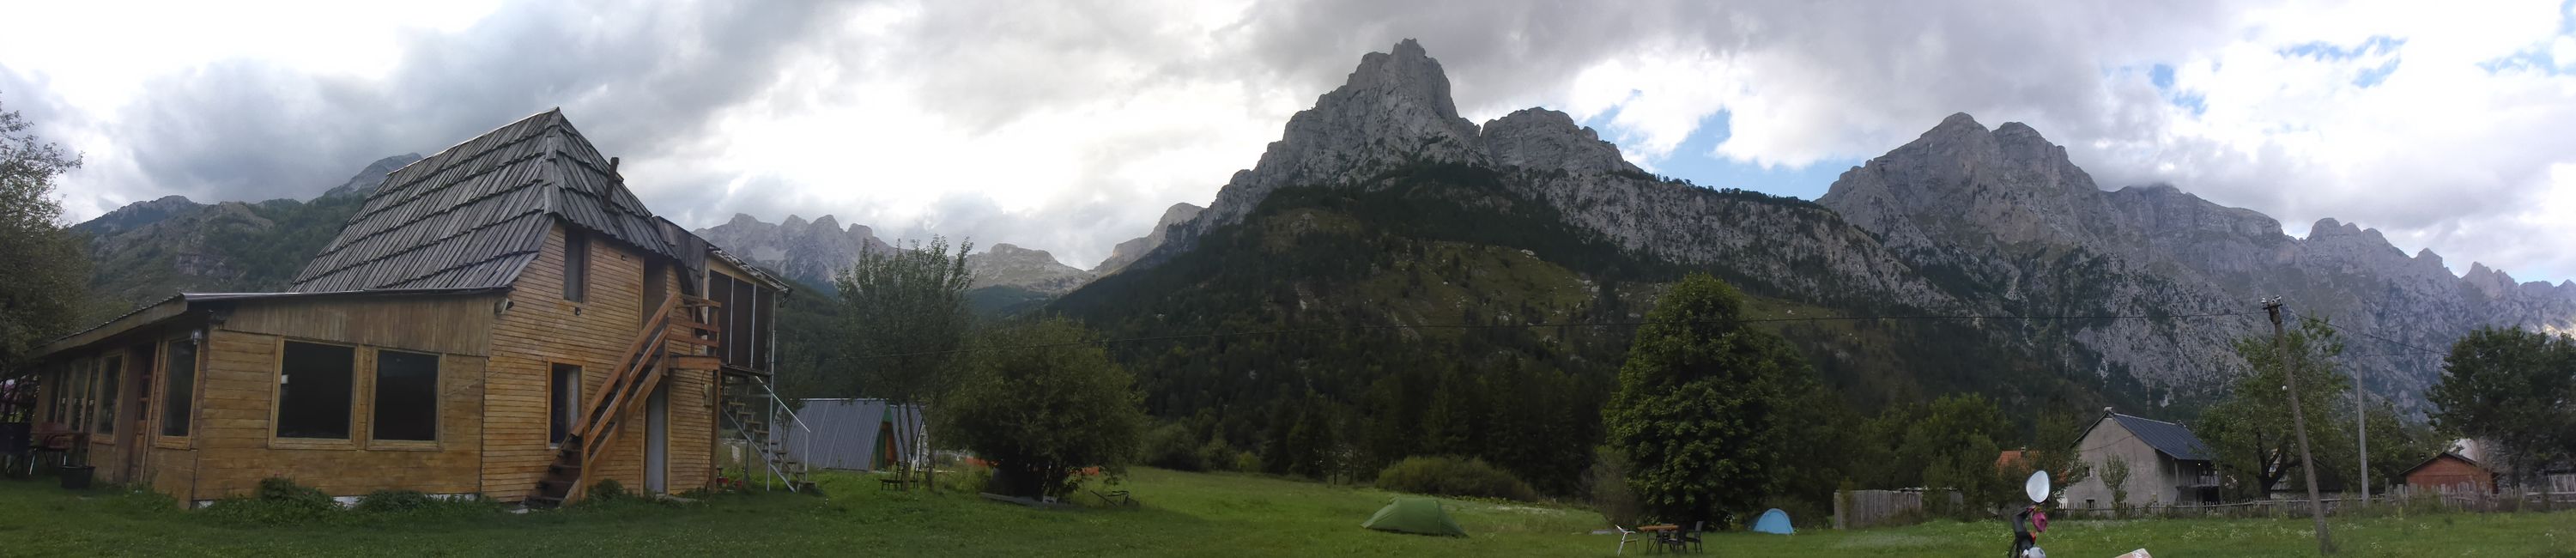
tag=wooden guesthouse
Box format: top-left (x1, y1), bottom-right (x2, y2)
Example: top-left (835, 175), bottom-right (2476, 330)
top-left (15, 110), bottom-right (794, 507)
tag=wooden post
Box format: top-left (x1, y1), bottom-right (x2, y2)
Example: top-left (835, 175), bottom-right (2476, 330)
top-left (2266, 299), bottom-right (2335, 555)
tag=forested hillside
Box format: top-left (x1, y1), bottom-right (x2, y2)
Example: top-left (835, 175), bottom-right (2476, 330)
top-left (1051, 162), bottom-right (2134, 494)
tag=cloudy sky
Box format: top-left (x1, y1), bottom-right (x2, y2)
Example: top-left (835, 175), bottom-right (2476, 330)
top-left (7, 0), bottom-right (2575, 282)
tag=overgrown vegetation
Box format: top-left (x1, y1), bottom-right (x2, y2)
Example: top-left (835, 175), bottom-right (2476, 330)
top-left (2429, 326), bottom-right (2576, 500)
top-left (1372, 456), bottom-right (1539, 501)
top-left (0, 94), bottom-right (91, 376)
top-left (938, 318), bottom-right (1149, 499)
top-left (2196, 317), bottom-right (2444, 500)
top-left (1042, 163), bottom-right (2137, 518)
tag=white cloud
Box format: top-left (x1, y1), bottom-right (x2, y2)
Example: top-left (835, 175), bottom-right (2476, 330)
top-left (9, 0), bottom-right (2576, 278)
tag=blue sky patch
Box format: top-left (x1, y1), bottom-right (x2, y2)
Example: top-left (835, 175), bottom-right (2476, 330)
top-left (2278, 35), bottom-right (2404, 60)
top-left (1589, 111), bottom-right (1861, 200)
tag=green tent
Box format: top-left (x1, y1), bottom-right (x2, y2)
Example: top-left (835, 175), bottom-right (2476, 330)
top-left (1361, 497), bottom-right (1467, 537)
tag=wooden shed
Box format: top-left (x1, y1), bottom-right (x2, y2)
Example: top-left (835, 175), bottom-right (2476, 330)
top-left (2400, 452), bottom-right (2494, 494)
top-left (15, 110), bottom-right (795, 507)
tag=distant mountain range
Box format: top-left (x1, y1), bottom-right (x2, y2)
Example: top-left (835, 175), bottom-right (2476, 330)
top-left (1063, 39), bottom-right (2575, 414)
top-left (67, 40), bottom-right (2574, 415)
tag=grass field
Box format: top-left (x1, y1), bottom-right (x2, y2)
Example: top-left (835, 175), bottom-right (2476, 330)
top-left (2, 468), bottom-right (2571, 557)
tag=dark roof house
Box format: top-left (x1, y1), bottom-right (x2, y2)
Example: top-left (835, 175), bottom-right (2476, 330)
top-left (17, 110), bottom-right (798, 509)
top-left (2063, 410), bottom-right (2222, 507)
top-left (294, 109), bottom-right (676, 292)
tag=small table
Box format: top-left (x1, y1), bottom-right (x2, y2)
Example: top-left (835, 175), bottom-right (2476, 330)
top-left (1627, 525), bottom-right (1682, 555)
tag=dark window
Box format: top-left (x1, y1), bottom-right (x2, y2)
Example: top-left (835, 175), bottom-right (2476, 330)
top-left (276, 342), bottom-right (355, 439)
top-left (563, 229), bottom-right (589, 302)
top-left (643, 260), bottom-right (667, 326)
top-left (549, 363), bottom-right (581, 445)
top-left (94, 356), bottom-right (121, 434)
top-left (372, 350), bottom-right (439, 442)
top-left (161, 340), bottom-right (197, 437)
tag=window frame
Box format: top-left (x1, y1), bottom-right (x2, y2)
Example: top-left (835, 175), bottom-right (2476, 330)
top-left (367, 349), bottom-right (442, 447)
top-left (93, 355), bottom-right (123, 435)
top-left (155, 335), bottom-right (201, 445)
top-left (548, 361), bottom-right (584, 447)
top-left (562, 228), bottom-right (589, 302)
top-left (268, 338), bottom-right (361, 448)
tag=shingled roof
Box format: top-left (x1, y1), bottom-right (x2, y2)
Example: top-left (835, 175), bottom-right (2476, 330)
top-left (2106, 413), bottom-right (2214, 462)
top-left (293, 109), bottom-right (676, 292)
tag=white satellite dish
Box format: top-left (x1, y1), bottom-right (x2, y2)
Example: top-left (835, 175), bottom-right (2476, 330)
top-left (2025, 470), bottom-right (2052, 504)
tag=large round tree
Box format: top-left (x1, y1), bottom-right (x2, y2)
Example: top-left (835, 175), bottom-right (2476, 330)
top-left (939, 317), bottom-right (1149, 499)
top-left (1604, 273), bottom-right (1809, 525)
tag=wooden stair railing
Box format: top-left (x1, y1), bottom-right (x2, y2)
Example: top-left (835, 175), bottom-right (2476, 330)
top-left (526, 294), bottom-right (721, 508)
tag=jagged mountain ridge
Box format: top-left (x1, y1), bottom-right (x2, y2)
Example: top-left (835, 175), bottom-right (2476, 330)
top-left (1108, 39), bottom-right (2572, 409)
top-left (72, 154), bottom-right (423, 311)
top-left (691, 213), bottom-right (896, 287)
top-left (1816, 113), bottom-right (2576, 407)
top-left (687, 215), bottom-right (1100, 300)
top-left (1094, 202), bottom-right (1203, 276)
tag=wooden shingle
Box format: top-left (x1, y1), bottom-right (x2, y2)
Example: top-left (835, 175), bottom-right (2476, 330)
top-left (293, 110), bottom-right (676, 292)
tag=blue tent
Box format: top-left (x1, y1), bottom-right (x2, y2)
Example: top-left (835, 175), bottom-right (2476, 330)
top-left (1751, 508), bottom-right (1794, 535)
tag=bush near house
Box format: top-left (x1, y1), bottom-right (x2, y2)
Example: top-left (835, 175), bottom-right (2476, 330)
top-left (1373, 456), bottom-right (1540, 501)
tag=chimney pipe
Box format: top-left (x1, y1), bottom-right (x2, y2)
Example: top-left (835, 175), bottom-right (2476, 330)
top-left (609, 157), bottom-right (620, 173)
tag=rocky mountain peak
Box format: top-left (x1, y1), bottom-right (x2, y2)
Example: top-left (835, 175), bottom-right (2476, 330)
top-left (966, 243), bottom-right (1094, 295)
top-left (1480, 107), bottom-right (1642, 176)
top-left (1191, 39), bottom-right (1489, 230)
top-left (1095, 202), bottom-right (1204, 275)
top-left (73, 194), bottom-right (206, 238)
top-left (693, 213), bottom-right (893, 287)
top-left (1818, 112), bottom-right (2118, 253)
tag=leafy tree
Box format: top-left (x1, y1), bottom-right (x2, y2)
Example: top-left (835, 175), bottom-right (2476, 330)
top-left (1604, 273), bottom-right (1809, 525)
top-left (832, 235), bottom-right (974, 487)
top-left (1900, 393), bottom-right (2015, 515)
top-left (2428, 326), bottom-right (2575, 503)
top-left (0, 94), bottom-right (88, 374)
top-left (2195, 317), bottom-right (2350, 500)
top-left (2097, 458), bottom-right (2134, 514)
top-left (937, 318), bottom-right (1147, 499)
top-left (2019, 407), bottom-right (2095, 505)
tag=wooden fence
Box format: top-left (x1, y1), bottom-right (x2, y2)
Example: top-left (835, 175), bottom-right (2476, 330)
top-left (1834, 475), bottom-right (2575, 528)
top-left (1832, 489), bottom-right (1962, 530)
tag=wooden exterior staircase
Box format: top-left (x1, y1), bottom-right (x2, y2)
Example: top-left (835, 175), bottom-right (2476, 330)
top-left (526, 294), bottom-right (721, 508)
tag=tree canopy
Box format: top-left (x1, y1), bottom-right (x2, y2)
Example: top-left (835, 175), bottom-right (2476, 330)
top-left (2195, 316), bottom-right (2350, 499)
top-left (0, 94), bottom-right (88, 375)
top-left (937, 318), bottom-right (1148, 498)
top-left (2428, 326), bottom-right (2575, 491)
top-left (827, 236), bottom-right (975, 402)
top-left (1603, 273), bottom-right (1809, 525)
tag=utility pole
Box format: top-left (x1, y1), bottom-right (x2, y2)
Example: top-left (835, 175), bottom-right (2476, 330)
top-left (2266, 298), bottom-right (2335, 555)
top-left (2357, 380), bottom-right (2368, 507)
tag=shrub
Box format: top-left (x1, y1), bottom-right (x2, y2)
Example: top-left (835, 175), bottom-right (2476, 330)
top-left (1584, 447), bottom-right (1643, 525)
top-left (1143, 422), bottom-right (1209, 471)
top-left (585, 479), bottom-right (631, 504)
top-left (1232, 451), bottom-right (1262, 474)
top-left (939, 318), bottom-right (1149, 500)
top-left (353, 489), bottom-right (434, 513)
top-left (203, 477), bottom-right (341, 525)
top-left (1373, 456), bottom-right (1539, 501)
top-left (940, 465), bottom-right (993, 494)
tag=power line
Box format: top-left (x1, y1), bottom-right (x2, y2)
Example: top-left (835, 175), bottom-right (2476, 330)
top-left (813, 310), bottom-right (2267, 362)
top-left (2284, 308), bottom-right (2447, 356)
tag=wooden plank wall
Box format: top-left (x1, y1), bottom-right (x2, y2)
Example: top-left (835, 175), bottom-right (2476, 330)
top-left (223, 294), bottom-right (501, 357)
top-left (484, 221), bottom-right (716, 499)
top-left (189, 329), bottom-right (487, 498)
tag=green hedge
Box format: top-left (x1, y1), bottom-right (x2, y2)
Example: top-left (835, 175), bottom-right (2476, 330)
top-left (1373, 456), bottom-right (1539, 501)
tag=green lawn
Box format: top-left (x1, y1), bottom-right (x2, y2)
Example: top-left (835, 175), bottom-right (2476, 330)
top-left (2, 468), bottom-right (2571, 556)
